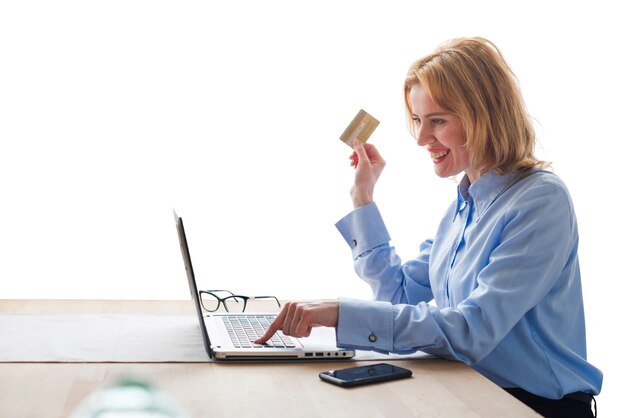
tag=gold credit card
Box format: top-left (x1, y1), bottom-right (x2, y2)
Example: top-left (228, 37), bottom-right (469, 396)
top-left (339, 109), bottom-right (380, 148)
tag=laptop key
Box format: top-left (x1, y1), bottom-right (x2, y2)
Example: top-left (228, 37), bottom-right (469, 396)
top-left (224, 315), bottom-right (300, 349)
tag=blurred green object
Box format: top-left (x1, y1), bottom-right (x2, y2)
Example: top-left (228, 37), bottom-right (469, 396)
top-left (70, 377), bottom-right (189, 418)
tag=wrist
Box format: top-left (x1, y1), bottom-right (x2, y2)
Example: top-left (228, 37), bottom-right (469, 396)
top-left (351, 193), bottom-right (373, 208)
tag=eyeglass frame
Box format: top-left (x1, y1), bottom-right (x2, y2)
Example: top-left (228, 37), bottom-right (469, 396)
top-left (198, 289), bottom-right (281, 313)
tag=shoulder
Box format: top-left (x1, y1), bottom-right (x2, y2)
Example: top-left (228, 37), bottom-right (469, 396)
top-left (517, 170), bottom-right (573, 202)
top-left (506, 170), bottom-right (576, 224)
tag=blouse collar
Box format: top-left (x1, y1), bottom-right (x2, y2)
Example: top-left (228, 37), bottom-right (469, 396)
top-left (455, 170), bottom-right (525, 221)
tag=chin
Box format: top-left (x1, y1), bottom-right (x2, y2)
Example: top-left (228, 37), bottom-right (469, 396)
top-left (435, 168), bottom-right (464, 181)
top-left (434, 169), bottom-right (453, 178)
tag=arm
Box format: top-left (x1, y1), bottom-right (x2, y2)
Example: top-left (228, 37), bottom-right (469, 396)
top-left (256, 140), bottom-right (432, 343)
top-left (338, 177), bottom-right (578, 362)
top-left (335, 203), bottom-right (433, 304)
top-left (349, 138), bottom-right (385, 208)
top-left (341, 139), bottom-right (433, 304)
top-left (256, 205), bottom-right (435, 345)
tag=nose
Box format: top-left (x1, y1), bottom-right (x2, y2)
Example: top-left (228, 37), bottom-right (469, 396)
top-left (416, 125), bottom-right (433, 147)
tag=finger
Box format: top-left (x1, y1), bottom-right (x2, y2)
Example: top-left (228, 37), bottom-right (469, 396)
top-left (294, 309), bottom-right (313, 337)
top-left (295, 324), bottom-right (313, 338)
top-left (349, 152), bottom-right (358, 167)
top-left (362, 143), bottom-right (379, 159)
top-left (287, 305), bottom-right (305, 337)
top-left (254, 318), bottom-right (281, 344)
top-left (254, 304), bottom-right (288, 344)
top-left (362, 143), bottom-right (385, 166)
top-left (353, 139), bottom-right (370, 166)
top-left (281, 302), bottom-right (299, 336)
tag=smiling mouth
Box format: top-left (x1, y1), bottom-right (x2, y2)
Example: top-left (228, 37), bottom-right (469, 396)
top-left (430, 149), bottom-right (450, 162)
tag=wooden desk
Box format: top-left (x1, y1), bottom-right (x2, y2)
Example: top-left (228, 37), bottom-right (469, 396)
top-left (0, 300), bottom-right (538, 417)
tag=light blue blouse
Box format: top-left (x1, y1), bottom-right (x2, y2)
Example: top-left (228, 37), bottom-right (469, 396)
top-left (335, 170), bottom-right (602, 399)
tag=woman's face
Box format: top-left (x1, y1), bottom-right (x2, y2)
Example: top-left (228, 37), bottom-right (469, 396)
top-left (409, 84), bottom-right (478, 182)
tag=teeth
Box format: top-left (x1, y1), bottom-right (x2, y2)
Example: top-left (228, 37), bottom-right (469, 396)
top-left (430, 150), bottom-right (449, 159)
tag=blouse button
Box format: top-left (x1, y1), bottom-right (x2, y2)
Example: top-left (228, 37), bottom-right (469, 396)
top-left (368, 333), bottom-right (377, 343)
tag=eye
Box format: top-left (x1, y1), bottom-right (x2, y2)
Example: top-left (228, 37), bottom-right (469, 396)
top-left (431, 118), bottom-right (445, 126)
top-left (411, 115), bottom-right (421, 124)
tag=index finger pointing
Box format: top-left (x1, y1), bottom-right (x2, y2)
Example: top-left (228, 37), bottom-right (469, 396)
top-left (254, 305), bottom-right (288, 344)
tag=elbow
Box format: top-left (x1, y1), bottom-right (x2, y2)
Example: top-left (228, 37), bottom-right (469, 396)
top-left (431, 308), bottom-right (502, 366)
top-left (423, 339), bottom-right (493, 366)
top-left (428, 342), bottom-right (495, 366)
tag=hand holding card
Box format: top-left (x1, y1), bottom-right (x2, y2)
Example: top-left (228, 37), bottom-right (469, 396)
top-left (339, 109), bottom-right (379, 148)
top-left (348, 131), bottom-right (386, 209)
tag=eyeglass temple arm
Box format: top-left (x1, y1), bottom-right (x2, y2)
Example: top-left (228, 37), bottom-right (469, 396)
top-left (247, 295), bottom-right (281, 307)
top-left (202, 289), bottom-right (236, 296)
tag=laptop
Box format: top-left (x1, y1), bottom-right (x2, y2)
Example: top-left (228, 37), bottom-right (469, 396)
top-left (174, 210), bottom-right (355, 361)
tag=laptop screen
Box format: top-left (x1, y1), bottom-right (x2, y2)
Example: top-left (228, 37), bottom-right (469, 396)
top-left (174, 210), bottom-right (212, 358)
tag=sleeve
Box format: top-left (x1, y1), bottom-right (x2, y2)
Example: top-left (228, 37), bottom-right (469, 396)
top-left (337, 179), bottom-right (578, 363)
top-left (335, 202), bottom-right (433, 305)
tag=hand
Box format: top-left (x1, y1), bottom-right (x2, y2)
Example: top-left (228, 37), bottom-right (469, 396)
top-left (254, 300), bottom-right (339, 344)
top-left (349, 138), bottom-right (386, 208)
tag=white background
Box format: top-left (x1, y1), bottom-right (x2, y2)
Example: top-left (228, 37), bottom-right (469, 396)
top-left (1, 0), bottom-right (623, 414)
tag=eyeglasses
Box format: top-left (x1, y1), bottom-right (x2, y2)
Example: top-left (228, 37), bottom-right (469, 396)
top-left (198, 289), bottom-right (281, 313)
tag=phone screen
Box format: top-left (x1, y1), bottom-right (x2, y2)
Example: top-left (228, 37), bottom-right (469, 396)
top-left (319, 363), bottom-right (412, 387)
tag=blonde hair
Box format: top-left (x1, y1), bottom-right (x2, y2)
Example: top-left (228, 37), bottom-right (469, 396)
top-left (404, 37), bottom-right (548, 175)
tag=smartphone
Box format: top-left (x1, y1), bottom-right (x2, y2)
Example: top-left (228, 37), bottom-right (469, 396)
top-left (319, 363), bottom-right (412, 387)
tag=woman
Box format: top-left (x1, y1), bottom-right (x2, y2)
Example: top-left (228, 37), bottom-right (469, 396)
top-left (257, 37), bottom-right (602, 417)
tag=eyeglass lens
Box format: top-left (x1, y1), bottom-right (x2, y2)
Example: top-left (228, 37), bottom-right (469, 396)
top-left (200, 292), bottom-right (247, 313)
top-left (222, 296), bottom-right (246, 313)
top-left (200, 293), bottom-right (220, 311)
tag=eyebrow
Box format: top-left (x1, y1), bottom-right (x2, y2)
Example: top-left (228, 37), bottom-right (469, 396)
top-left (412, 111), bottom-right (450, 119)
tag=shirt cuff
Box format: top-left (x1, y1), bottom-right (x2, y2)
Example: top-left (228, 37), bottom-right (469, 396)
top-left (337, 297), bottom-right (394, 353)
top-left (335, 202), bottom-right (391, 259)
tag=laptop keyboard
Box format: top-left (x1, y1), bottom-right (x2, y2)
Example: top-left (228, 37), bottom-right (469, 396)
top-left (222, 315), bottom-right (297, 349)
